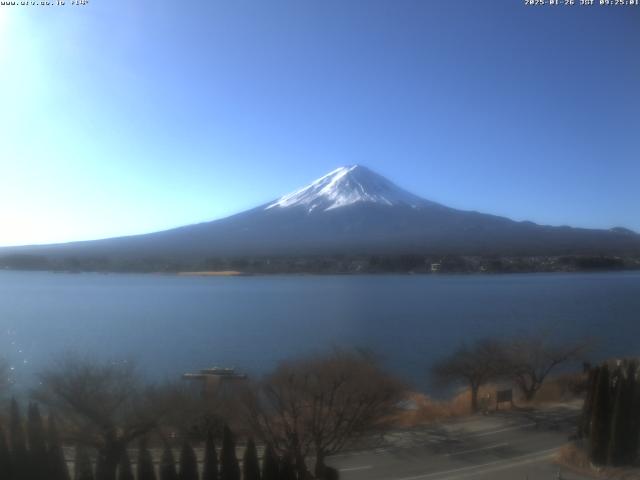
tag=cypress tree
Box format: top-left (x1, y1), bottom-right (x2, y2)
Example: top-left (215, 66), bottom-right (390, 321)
top-left (10, 398), bottom-right (29, 480)
top-left (117, 449), bottom-right (134, 480)
top-left (178, 441), bottom-right (198, 480)
top-left (277, 454), bottom-right (296, 480)
top-left (28, 402), bottom-right (48, 480)
top-left (261, 444), bottom-right (279, 480)
top-left (220, 426), bottom-right (240, 480)
top-left (579, 367), bottom-right (598, 438)
top-left (627, 361), bottom-right (640, 464)
top-left (0, 425), bottom-right (12, 480)
top-left (243, 438), bottom-right (260, 480)
top-left (75, 445), bottom-right (95, 480)
top-left (608, 364), bottom-right (633, 465)
top-left (619, 361), bottom-right (640, 465)
top-left (202, 431), bottom-right (218, 480)
top-left (48, 413), bottom-right (71, 480)
top-left (94, 450), bottom-right (107, 480)
top-left (137, 438), bottom-right (156, 480)
top-left (589, 364), bottom-right (611, 465)
top-left (159, 445), bottom-right (179, 480)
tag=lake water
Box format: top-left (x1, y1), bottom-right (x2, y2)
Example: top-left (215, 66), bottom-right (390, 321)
top-left (0, 270), bottom-right (639, 391)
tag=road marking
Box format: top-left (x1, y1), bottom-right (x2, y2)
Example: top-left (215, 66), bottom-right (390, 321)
top-left (333, 423), bottom-right (535, 459)
top-left (392, 447), bottom-right (558, 480)
top-left (339, 465), bottom-right (373, 472)
top-left (332, 448), bottom-right (390, 458)
top-left (437, 450), bottom-right (557, 479)
top-left (465, 422), bottom-right (536, 437)
top-left (444, 442), bottom-right (509, 457)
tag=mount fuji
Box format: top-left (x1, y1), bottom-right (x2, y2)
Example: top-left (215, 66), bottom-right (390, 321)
top-left (2, 165), bottom-right (639, 264)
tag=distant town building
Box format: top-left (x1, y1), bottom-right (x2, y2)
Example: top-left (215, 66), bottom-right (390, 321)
top-left (430, 262), bottom-right (441, 273)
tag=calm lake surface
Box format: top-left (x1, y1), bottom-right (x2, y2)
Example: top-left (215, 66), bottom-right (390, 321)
top-left (0, 270), bottom-right (639, 390)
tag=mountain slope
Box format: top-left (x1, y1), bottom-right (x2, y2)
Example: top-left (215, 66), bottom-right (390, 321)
top-left (2, 165), bottom-right (639, 261)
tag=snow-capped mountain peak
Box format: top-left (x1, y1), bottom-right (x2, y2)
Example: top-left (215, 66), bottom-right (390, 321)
top-left (265, 165), bottom-right (432, 213)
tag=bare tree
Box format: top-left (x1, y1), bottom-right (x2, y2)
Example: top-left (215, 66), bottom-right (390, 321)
top-left (502, 334), bottom-right (588, 401)
top-left (244, 349), bottom-right (406, 479)
top-left (149, 381), bottom-right (213, 436)
top-left (432, 339), bottom-right (506, 413)
top-left (148, 378), bottom-right (243, 443)
top-left (33, 354), bottom-right (166, 480)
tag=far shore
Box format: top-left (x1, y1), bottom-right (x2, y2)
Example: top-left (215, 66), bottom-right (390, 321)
top-left (2, 267), bottom-right (640, 277)
top-left (177, 270), bottom-right (247, 277)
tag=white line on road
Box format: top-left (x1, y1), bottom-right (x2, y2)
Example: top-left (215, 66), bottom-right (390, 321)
top-left (465, 422), bottom-right (536, 438)
top-left (333, 422), bottom-right (535, 459)
top-left (392, 447), bottom-right (558, 480)
top-left (444, 442), bottom-right (509, 457)
top-left (339, 465), bottom-right (373, 472)
top-left (332, 448), bottom-right (390, 458)
top-left (437, 450), bottom-right (557, 480)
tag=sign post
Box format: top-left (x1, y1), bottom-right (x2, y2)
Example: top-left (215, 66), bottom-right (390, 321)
top-left (495, 389), bottom-right (513, 410)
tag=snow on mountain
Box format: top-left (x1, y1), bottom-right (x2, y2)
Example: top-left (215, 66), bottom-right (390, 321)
top-left (265, 165), bottom-right (433, 213)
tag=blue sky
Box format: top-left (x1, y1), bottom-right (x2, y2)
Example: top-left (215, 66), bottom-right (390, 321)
top-left (0, 0), bottom-right (638, 246)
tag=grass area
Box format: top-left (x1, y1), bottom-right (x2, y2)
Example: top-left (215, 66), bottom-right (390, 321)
top-left (393, 386), bottom-right (498, 426)
top-left (528, 372), bottom-right (587, 406)
top-left (394, 372), bottom-right (587, 427)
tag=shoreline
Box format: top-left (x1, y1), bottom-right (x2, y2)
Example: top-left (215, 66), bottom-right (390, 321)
top-left (2, 267), bottom-right (640, 278)
top-left (177, 270), bottom-right (247, 277)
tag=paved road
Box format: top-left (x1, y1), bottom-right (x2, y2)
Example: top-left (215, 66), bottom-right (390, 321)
top-left (327, 405), bottom-right (592, 480)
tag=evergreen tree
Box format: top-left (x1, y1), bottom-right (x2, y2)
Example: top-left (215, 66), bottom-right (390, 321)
top-left (48, 413), bottom-right (71, 480)
top-left (589, 364), bottom-right (611, 465)
top-left (95, 449), bottom-right (108, 480)
top-left (220, 426), bottom-right (240, 480)
top-left (28, 402), bottom-right (48, 480)
top-left (10, 398), bottom-right (29, 480)
top-left (159, 445), bottom-right (179, 480)
top-left (608, 365), bottom-right (631, 465)
top-left (579, 367), bottom-right (598, 438)
top-left (178, 440), bottom-right (198, 480)
top-left (277, 454), bottom-right (296, 480)
top-left (0, 425), bottom-right (13, 480)
top-left (581, 360), bottom-right (640, 467)
top-left (117, 449), bottom-right (135, 480)
top-left (261, 444), bottom-right (279, 480)
top-left (243, 438), bottom-right (260, 480)
top-left (202, 431), bottom-right (218, 480)
top-left (628, 361), bottom-right (640, 464)
top-left (615, 361), bottom-right (640, 465)
top-left (75, 445), bottom-right (95, 480)
top-left (137, 438), bottom-right (157, 480)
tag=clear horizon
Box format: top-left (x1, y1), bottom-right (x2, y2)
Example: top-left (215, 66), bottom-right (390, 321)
top-left (1, 1), bottom-right (638, 247)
